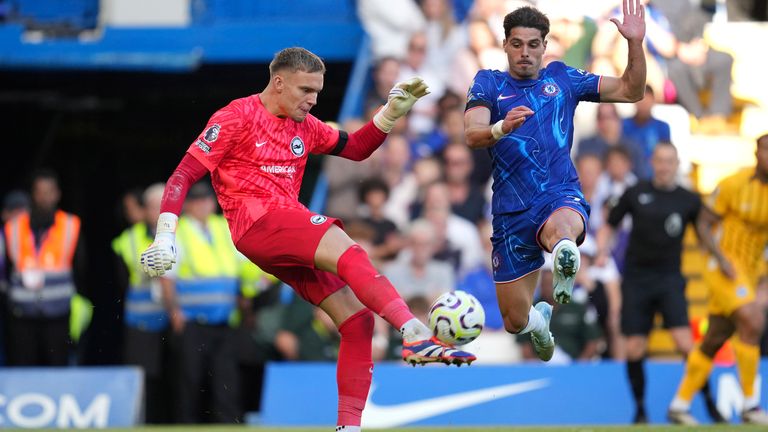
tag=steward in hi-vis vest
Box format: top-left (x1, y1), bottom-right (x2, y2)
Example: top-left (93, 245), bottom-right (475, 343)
top-left (3, 170), bottom-right (86, 366)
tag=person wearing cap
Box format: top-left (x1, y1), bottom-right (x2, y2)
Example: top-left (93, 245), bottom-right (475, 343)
top-left (158, 181), bottom-right (251, 423)
top-left (3, 170), bottom-right (87, 366)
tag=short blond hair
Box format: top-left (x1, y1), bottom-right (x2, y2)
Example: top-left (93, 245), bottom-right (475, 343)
top-left (269, 47), bottom-right (325, 76)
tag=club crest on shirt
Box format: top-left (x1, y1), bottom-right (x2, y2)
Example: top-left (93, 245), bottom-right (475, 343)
top-left (203, 124), bottom-right (221, 143)
top-left (542, 83), bottom-right (560, 97)
top-left (290, 136), bottom-right (305, 157)
top-left (665, 212), bottom-right (683, 237)
top-left (310, 214), bottom-right (327, 225)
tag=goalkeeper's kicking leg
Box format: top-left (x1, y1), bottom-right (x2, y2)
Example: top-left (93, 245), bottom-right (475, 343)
top-left (315, 224), bottom-right (475, 367)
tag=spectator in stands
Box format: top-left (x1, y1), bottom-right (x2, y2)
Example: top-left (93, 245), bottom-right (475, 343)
top-left (420, 181), bottom-right (484, 276)
top-left (357, 178), bottom-right (403, 263)
top-left (592, 146), bottom-right (638, 270)
top-left (365, 57), bottom-right (401, 114)
top-left (468, 0), bottom-right (507, 41)
top-left (1, 190), bottom-right (30, 223)
top-left (421, 0), bottom-right (468, 83)
top-left (540, 1), bottom-right (598, 70)
top-left (596, 142), bottom-right (721, 424)
top-left (622, 85), bottom-right (670, 178)
top-left (442, 141), bottom-right (487, 223)
top-left (449, 19), bottom-right (507, 97)
top-left (324, 118), bottom-right (384, 220)
top-left (407, 156), bottom-right (445, 219)
top-left (398, 32), bottom-right (446, 135)
top-left (575, 153), bottom-right (604, 232)
top-left (159, 182), bottom-right (244, 423)
top-left (726, 0), bottom-right (768, 21)
top-left (383, 218), bottom-right (455, 303)
top-left (274, 295), bottom-right (340, 361)
top-left (592, 0), bottom-right (677, 103)
top-left (412, 108), bottom-right (465, 159)
top-left (112, 183), bottom-right (172, 423)
top-left (577, 103), bottom-right (645, 178)
top-left (120, 188), bottom-right (145, 228)
top-left (4, 169), bottom-right (86, 367)
top-left (654, 0), bottom-right (735, 132)
top-left (381, 134), bottom-right (419, 229)
top-left (357, 0), bottom-right (426, 60)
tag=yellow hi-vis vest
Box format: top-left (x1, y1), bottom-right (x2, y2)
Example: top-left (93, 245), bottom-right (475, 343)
top-left (175, 215), bottom-right (240, 325)
top-left (112, 223), bottom-right (168, 332)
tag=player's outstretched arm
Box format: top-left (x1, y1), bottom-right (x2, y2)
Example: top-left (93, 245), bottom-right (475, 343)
top-left (140, 154), bottom-right (206, 277)
top-left (373, 77), bottom-right (430, 133)
top-left (334, 77), bottom-right (429, 161)
top-left (465, 105), bottom-right (534, 149)
top-left (598, 0), bottom-right (646, 103)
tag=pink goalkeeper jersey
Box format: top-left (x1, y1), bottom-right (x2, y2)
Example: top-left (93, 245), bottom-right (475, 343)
top-left (186, 94), bottom-right (339, 243)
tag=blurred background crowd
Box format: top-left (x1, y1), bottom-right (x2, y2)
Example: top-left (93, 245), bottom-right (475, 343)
top-left (1, 0), bottom-right (768, 424)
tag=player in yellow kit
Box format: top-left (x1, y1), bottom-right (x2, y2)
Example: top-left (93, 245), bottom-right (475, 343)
top-left (668, 133), bottom-right (768, 425)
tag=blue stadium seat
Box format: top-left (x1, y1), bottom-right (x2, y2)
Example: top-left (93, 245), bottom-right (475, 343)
top-left (10, 0), bottom-right (98, 29)
top-left (191, 0), bottom-right (356, 24)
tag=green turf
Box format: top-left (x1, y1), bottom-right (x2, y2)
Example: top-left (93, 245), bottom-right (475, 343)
top-left (15, 426), bottom-right (768, 432)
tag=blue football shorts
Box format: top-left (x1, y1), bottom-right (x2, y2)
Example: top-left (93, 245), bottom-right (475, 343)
top-left (490, 192), bottom-right (590, 283)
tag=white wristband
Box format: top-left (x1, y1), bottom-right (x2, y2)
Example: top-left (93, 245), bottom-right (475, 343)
top-left (372, 104), bottom-right (395, 133)
top-left (157, 212), bottom-right (178, 235)
top-left (491, 120), bottom-right (505, 140)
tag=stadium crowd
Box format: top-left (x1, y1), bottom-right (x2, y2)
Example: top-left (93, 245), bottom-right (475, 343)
top-left (1, 0), bottom-right (768, 425)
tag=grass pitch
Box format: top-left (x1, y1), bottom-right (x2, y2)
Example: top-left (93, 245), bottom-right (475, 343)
top-left (19, 426), bottom-right (767, 432)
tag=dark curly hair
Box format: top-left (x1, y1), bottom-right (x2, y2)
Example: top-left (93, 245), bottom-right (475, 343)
top-left (503, 6), bottom-right (549, 39)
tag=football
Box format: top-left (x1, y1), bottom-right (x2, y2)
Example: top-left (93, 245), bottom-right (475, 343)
top-left (428, 290), bottom-right (485, 346)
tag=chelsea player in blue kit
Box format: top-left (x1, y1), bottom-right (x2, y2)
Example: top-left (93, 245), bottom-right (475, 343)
top-left (464, 0), bottom-right (647, 361)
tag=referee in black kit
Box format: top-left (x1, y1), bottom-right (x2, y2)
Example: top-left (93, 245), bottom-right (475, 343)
top-left (596, 141), bottom-right (722, 424)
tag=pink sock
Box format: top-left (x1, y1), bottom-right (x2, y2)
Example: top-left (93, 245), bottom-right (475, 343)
top-left (337, 309), bottom-right (375, 427)
top-left (336, 245), bottom-right (414, 329)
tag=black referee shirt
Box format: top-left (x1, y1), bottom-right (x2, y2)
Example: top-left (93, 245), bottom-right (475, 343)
top-left (607, 180), bottom-right (701, 271)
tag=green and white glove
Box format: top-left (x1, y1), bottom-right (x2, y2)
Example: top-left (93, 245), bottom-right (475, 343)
top-left (373, 77), bottom-right (430, 133)
top-left (140, 212), bottom-right (178, 277)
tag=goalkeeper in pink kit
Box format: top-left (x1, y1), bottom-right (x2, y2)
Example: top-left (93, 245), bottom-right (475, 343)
top-left (140, 47), bottom-right (475, 431)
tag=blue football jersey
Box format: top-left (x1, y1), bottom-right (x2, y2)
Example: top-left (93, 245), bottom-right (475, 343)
top-left (466, 61), bottom-right (601, 215)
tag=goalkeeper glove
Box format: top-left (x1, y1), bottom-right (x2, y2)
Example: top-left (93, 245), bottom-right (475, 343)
top-left (140, 212), bottom-right (178, 277)
top-left (373, 77), bottom-right (430, 133)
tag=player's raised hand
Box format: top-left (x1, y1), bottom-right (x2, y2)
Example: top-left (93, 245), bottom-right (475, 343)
top-left (610, 0), bottom-right (645, 42)
top-left (140, 212), bottom-right (178, 277)
top-left (373, 77), bottom-right (430, 133)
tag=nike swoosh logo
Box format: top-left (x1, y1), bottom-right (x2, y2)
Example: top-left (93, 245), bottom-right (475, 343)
top-left (362, 378), bottom-right (549, 428)
top-left (497, 94), bottom-right (516, 101)
top-left (255, 141), bottom-right (267, 147)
